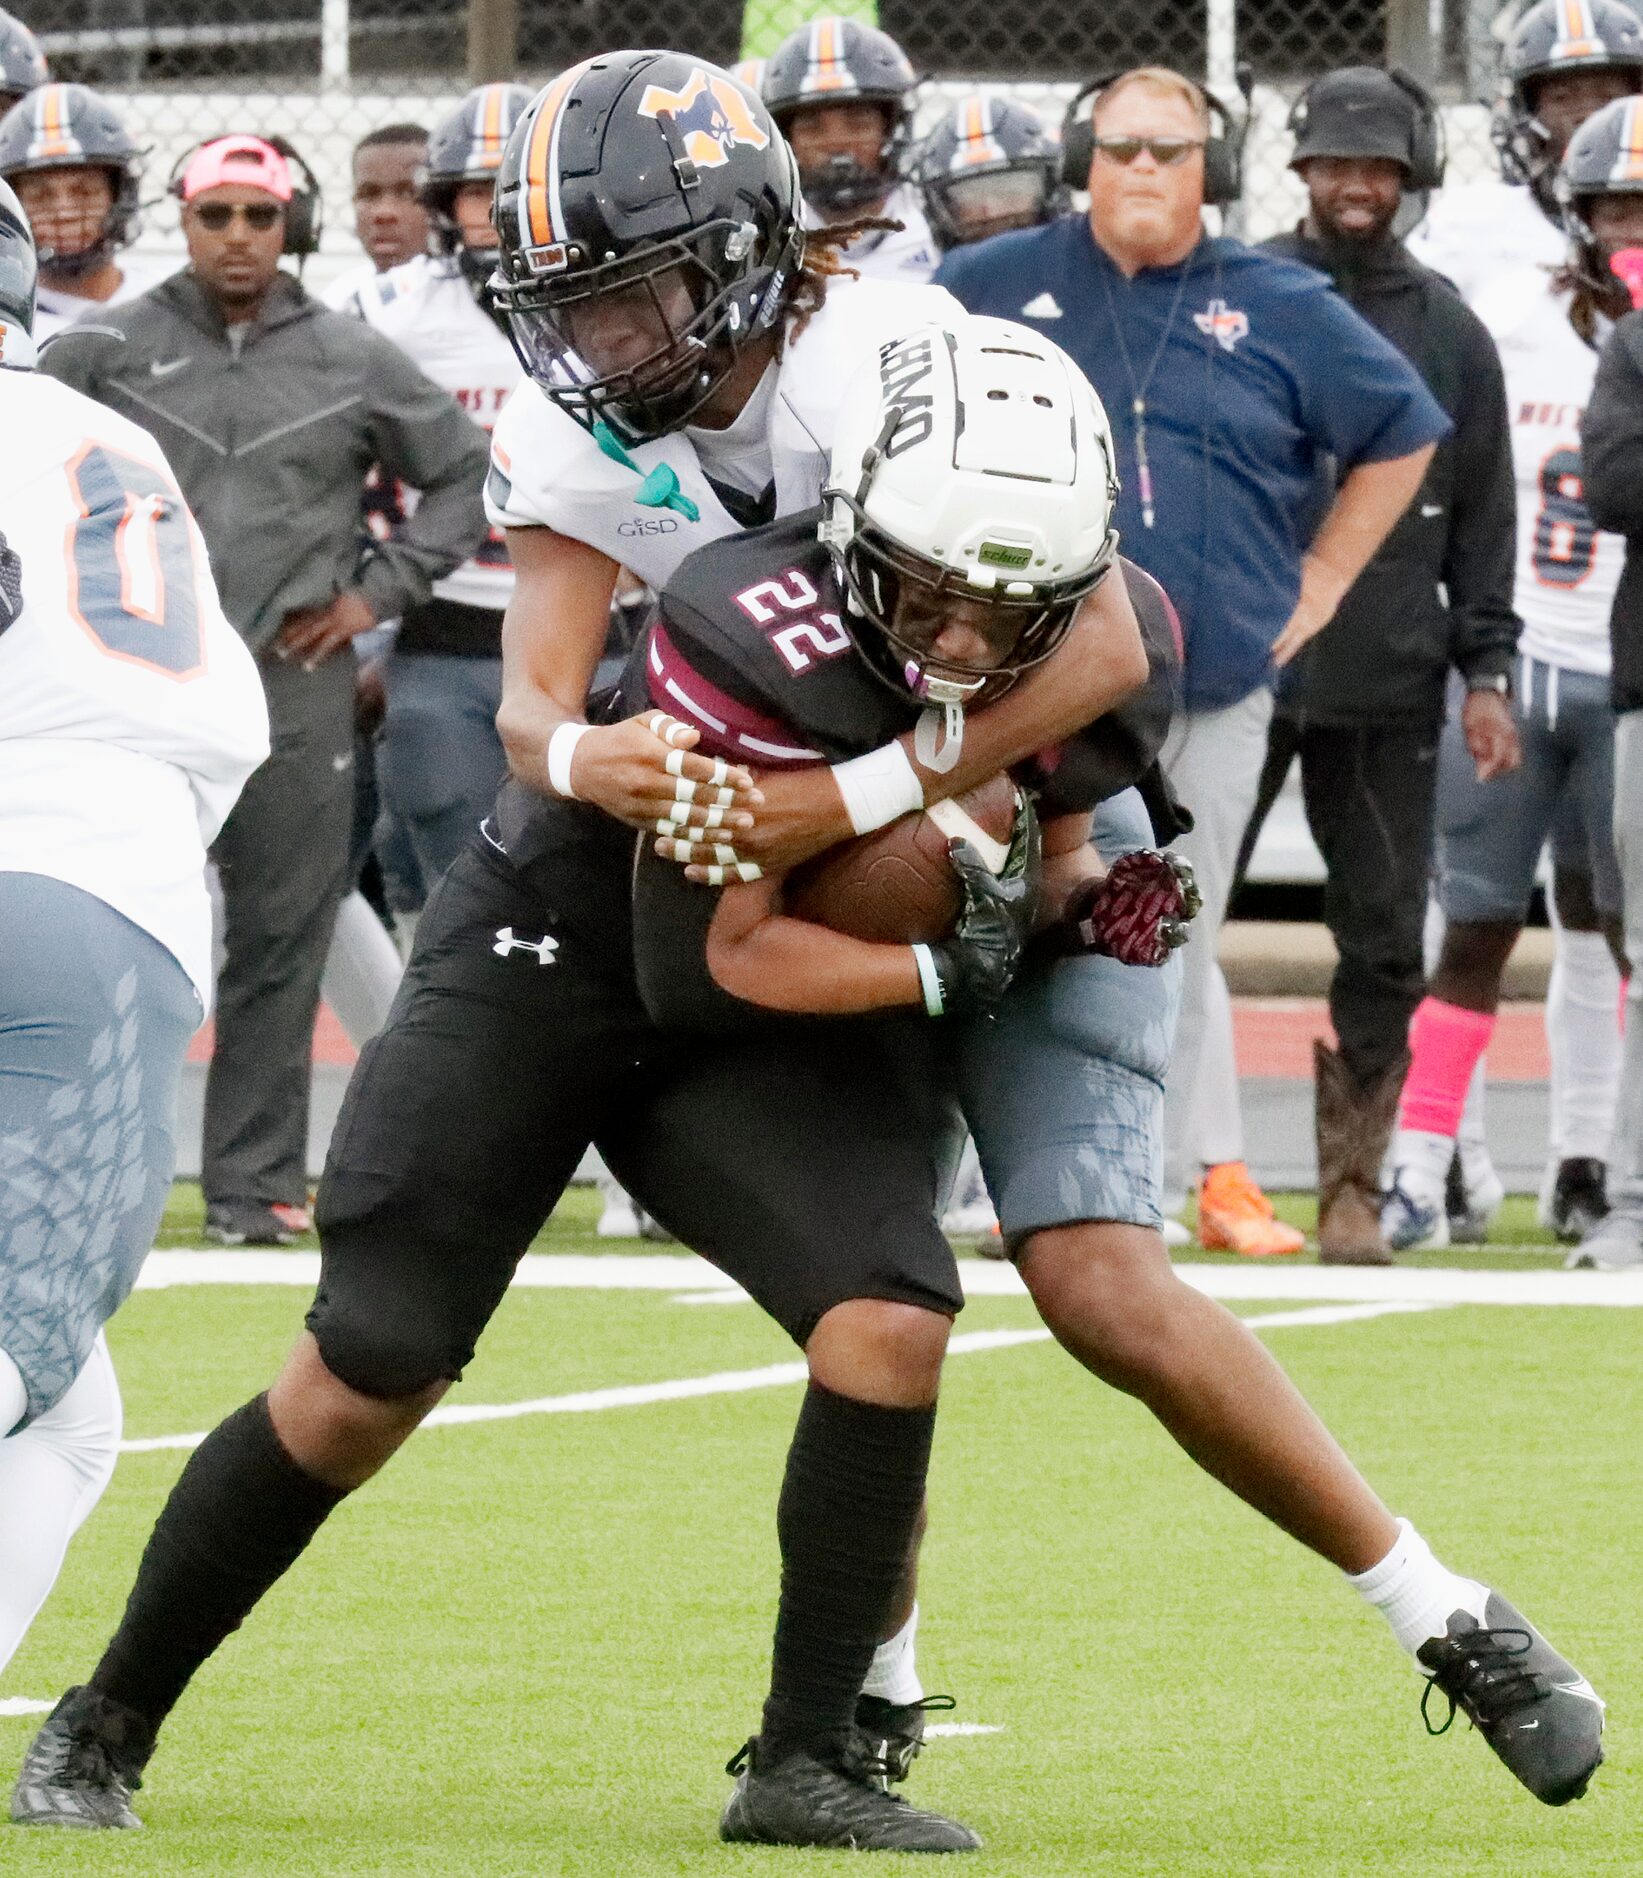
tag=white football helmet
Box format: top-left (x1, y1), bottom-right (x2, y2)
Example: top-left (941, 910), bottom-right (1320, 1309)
top-left (821, 313), bottom-right (1119, 709)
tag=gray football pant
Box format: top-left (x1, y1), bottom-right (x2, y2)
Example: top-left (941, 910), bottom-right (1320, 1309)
top-left (1604, 711), bottom-right (1643, 1223)
top-left (0, 875), bottom-right (198, 1424)
top-left (376, 650), bottom-right (508, 896)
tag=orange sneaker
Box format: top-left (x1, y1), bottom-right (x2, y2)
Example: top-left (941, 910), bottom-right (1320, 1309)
top-left (1196, 1162), bottom-right (1304, 1257)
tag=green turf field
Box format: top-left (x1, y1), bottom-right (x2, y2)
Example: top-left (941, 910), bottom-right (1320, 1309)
top-left (3, 1187), bottom-right (1636, 1874)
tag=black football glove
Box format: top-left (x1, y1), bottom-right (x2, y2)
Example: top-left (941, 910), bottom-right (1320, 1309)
top-left (925, 790), bottom-right (1041, 1017)
top-left (1051, 848), bottom-right (1200, 967)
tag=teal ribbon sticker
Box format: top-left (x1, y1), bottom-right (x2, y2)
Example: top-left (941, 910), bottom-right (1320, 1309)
top-left (592, 420), bottom-right (701, 522)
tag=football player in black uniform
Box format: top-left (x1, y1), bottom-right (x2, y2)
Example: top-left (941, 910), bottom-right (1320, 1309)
top-left (620, 318), bottom-right (1606, 1835)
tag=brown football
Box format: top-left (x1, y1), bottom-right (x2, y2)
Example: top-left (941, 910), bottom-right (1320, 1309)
top-left (785, 772), bottom-right (1021, 945)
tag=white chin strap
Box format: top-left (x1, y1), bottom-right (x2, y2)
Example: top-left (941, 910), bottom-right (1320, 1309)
top-left (914, 700), bottom-right (966, 775)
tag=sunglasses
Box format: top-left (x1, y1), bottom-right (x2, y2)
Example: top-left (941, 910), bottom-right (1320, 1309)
top-left (1092, 135), bottom-right (1206, 167)
top-left (191, 201), bottom-right (283, 231)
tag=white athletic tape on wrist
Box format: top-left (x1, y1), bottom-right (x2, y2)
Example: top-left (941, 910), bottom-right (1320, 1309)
top-left (911, 943), bottom-right (945, 1017)
top-left (832, 741), bottom-right (923, 836)
top-left (926, 797), bottom-right (1012, 876)
top-left (546, 722), bottom-right (589, 800)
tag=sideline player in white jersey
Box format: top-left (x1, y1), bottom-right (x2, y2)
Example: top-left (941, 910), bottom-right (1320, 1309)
top-left (1383, 100), bottom-right (1638, 1251)
top-left (1409, 0), bottom-right (1643, 1236)
top-left (0, 83), bottom-right (170, 340)
top-left (761, 16), bottom-right (938, 284)
top-left (0, 183), bottom-right (267, 1674)
top-left (342, 83), bottom-right (531, 892)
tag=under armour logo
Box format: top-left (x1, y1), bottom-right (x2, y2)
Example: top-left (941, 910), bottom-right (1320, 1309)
top-left (492, 926), bottom-right (558, 965)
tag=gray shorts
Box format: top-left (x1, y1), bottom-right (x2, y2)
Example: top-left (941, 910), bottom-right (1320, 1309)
top-left (1436, 655), bottom-right (1621, 925)
top-left (956, 788), bottom-right (1181, 1244)
top-left (0, 873), bottom-right (199, 1424)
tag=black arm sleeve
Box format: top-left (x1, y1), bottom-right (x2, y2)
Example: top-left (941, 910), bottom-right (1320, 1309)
top-left (1582, 313), bottom-right (1643, 539)
top-left (1440, 302), bottom-right (1521, 684)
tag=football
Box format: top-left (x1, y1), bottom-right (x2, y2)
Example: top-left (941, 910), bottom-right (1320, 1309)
top-left (784, 772), bottom-right (1021, 945)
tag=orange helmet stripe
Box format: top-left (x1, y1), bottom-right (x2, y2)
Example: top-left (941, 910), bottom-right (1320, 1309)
top-left (1622, 95), bottom-right (1643, 178)
top-left (34, 84), bottom-right (75, 160)
top-left (522, 65), bottom-right (586, 247)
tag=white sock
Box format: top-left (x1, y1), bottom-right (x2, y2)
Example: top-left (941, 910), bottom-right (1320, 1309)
top-left (1546, 924), bottom-right (1623, 1163)
top-left (1389, 1129), bottom-right (1452, 1196)
top-left (861, 1603), bottom-right (924, 1705)
top-left (1348, 1518), bottom-right (1488, 1662)
top-left (0, 1335), bottom-right (123, 1675)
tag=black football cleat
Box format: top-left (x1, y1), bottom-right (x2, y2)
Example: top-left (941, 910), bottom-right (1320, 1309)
top-left (855, 1691), bottom-right (955, 1785)
top-left (1416, 1594), bottom-right (1605, 1806)
top-left (10, 1686), bottom-right (153, 1830)
top-left (720, 1733), bottom-right (981, 1852)
top-left (1545, 1157), bottom-right (1609, 1244)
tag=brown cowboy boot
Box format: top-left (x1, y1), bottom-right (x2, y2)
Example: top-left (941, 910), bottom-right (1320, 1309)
top-left (1314, 1041), bottom-right (1406, 1265)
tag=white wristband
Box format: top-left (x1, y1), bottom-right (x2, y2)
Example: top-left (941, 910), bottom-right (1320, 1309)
top-left (911, 943), bottom-right (945, 1018)
top-left (546, 722), bottom-right (589, 800)
top-left (831, 740), bottom-right (923, 836)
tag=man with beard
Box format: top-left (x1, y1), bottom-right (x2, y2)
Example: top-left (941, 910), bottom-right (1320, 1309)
top-left (1235, 67), bottom-right (1521, 1262)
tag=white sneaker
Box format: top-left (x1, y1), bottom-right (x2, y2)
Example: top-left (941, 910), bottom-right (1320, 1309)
top-left (1160, 1217), bottom-right (1191, 1249)
top-left (1382, 1168), bottom-right (1450, 1251)
top-left (1448, 1145), bottom-right (1505, 1245)
top-left (596, 1193), bottom-right (643, 1239)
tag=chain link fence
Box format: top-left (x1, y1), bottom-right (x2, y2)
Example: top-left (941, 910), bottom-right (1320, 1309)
top-left (26, 0), bottom-right (1537, 285)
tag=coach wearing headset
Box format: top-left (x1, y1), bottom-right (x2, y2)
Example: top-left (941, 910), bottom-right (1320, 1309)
top-left (1240, 68), bottom-right (1522, 1263)
top-left (42, 135), bottom-right (490, 1249)
top-left (934, 64), bottom-right (1449, 1259)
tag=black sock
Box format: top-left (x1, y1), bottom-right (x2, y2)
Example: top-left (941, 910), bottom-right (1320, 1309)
top-left (90, 1394), bottom-right (346, 1733)
top-left (760, 1381), bottom-right (936, 1761)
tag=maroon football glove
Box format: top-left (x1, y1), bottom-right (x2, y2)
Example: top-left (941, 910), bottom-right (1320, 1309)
top-left (1059, 848), bottom-right (1200, 967)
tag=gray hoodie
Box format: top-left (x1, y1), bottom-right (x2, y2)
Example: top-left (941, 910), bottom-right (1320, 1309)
top-left (41, 269), bottom-right (491, 652)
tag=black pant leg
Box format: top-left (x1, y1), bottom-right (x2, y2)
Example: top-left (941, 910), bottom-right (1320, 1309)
top-left (1299, 721), bottom-right (1439, 1089)
top-left (1231, 709), bottom-right (1304, 900)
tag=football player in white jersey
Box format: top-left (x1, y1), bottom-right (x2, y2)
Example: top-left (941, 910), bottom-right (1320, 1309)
top-left (342, 83), bottom-right (531, 892)
top-left (0, 83), bottom-right (171, 339)
top-left (1408, 0), bottom-right (1643, 1237)
top-left (761, 16), bottom-right (939, 283)
top-left (1383, 99), bottom-right (1639, 1251)
top-left (0, 183), bottom-right (268, 1675)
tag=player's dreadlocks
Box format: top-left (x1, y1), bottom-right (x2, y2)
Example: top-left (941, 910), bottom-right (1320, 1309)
top-left (1555, 258), bottom-right (1632, 348)
top-left (784, 216), bottom-right (905, 343)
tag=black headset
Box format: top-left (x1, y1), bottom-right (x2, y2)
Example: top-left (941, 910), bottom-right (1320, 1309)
top-left (1059, 71), bottom-right (1247, 207)
top-left (1286, 67), bottom-right (1447, 194)
top-left (165, 133), bottom-right (323, 258)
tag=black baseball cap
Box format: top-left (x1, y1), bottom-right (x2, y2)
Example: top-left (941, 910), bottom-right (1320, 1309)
top-left (1289, 67), bottom-right (1418, 170)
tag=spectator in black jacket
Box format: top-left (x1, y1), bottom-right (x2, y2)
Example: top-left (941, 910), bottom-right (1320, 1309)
top-left (1239, 68), bottom-right (1521, 1262)
top-left (1573, 245), bottom-right (1643, 1269)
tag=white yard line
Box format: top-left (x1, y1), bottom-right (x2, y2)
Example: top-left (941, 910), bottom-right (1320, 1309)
top-left (0, 1698), bottom-right (53, 1717)
top-left (116, 1304), bottom-right (1442, 1457)
top-left (136, 1249), bottom-right (1643, 1309)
